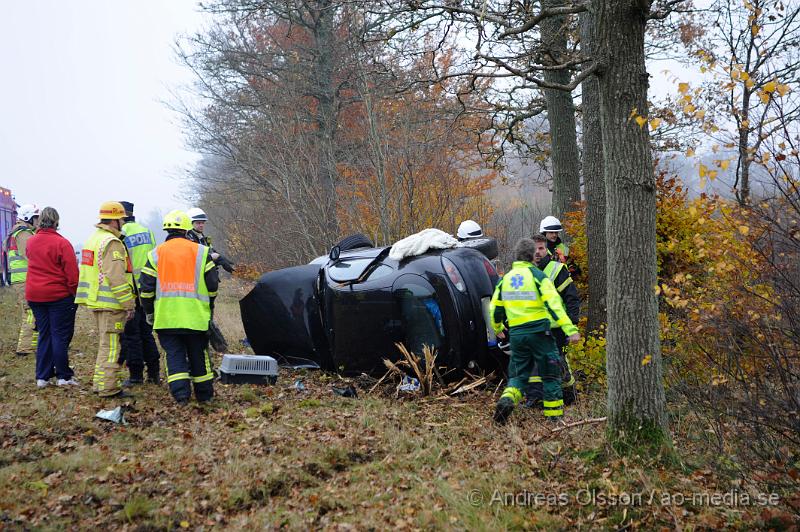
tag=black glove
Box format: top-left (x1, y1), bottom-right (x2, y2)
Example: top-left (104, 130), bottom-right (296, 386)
top-left (218, 256), bottom-right (235, 273)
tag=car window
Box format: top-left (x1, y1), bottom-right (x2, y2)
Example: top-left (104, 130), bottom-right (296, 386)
top-left (365, 264), bottom-right (393, 281)
top-left (328, 258), bottom-right (375, 282)
top-left (393, 276), bottom-right (444, 352)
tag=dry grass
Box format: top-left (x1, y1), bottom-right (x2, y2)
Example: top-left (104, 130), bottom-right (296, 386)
top-left (0, 284), bottom-right (797, 529)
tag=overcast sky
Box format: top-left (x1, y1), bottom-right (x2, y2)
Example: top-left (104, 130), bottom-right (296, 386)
top-left (1, 2), bottom-right (705, 247)
top-left (0, 1), bottom-right (206, 245)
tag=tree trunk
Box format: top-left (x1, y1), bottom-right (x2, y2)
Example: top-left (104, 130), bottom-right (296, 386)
top-left (541, 0), bottom-right (582, 221)
top-left (312, 0), bottom-right (339, 242)
top-left (580, 11), bottom-right (607, 334)
top-left (594, 0), bottom-right (667, 440)
top-left (736, 90), bottom-right (752, 206)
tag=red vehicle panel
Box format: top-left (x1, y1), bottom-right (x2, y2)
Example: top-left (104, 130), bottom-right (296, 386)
top-left (0, 187), bottom-right (18, 286)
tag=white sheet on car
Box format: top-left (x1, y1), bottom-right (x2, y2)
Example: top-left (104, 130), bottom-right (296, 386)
top-left (388, 228), bottom-right (458, 261)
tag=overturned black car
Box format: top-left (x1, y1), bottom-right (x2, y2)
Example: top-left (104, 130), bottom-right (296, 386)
top-left (240, 234), bottom-right (503, 375)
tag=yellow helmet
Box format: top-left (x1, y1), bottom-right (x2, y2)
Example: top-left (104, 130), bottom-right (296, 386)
top-left (162, 210), bottom-right (192, 231)
top-left (99, 201), bottom-right (126, 220)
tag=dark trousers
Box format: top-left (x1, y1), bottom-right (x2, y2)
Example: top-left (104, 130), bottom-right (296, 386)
top-left (121, 305), bottom-right (160, 380)
top-left (29, 296), bottom-right (77, 381)
top-left (157, 332), bottom-right (214, 403)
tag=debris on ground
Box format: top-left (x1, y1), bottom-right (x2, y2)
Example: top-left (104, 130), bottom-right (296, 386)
top-left (95, 406), bottom-right (127, 425)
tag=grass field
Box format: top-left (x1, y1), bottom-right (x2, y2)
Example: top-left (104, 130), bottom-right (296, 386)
top-left (0, 281), bottom-right (796, 530)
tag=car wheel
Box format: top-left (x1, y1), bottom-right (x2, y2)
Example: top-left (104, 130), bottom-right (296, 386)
top-left (336, 233), bottom-right (374, 252)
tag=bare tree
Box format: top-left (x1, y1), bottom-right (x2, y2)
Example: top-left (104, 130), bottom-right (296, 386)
top-left (682, 0), bottom-right (800, 205)
top-left (367, 0), bottom-right (681, 445)
top-left (579, 10), bottom-right (607, 334)
top-left (541, 0), bottom-right (582, 220)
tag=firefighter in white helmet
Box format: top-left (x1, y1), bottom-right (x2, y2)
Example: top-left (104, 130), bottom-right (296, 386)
top-left (457, 219), bottom-right (483, 241)
top-left (4, 204), bottom-right (40, 355)
top-left (538, 215), bottom-right (580, 276)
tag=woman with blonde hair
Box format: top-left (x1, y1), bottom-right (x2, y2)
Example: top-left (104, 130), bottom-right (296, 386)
top-left (25, 207), bottom-right (79, 387)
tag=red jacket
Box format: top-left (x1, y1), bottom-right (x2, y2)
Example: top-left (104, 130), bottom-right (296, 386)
top-left (25, 228), bottom-right (79, 302)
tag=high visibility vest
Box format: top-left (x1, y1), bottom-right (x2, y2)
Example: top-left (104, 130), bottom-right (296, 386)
top-left (149, 238), bottom-right (211, 331)
top-left (542, 260), bottom-right (573, 293)
top-left (122, 222), bottom-right (156, 287)
top-left (75, 229), bottom-right (134, 310)
top-left (5, 226), bottom-right (34, 284)
top-left (495, 261), bottom-right (555, 328)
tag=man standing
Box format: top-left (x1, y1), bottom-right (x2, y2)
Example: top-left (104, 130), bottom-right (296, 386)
top-left (539, 215), bottom-right (580, 277)
top-left (185, 207), bottom-right (235, 273)
top-left (75, 202), bottom-right (136, 398)
top-left (119, 201), bottom-right (160, 385)
top-left (4, 204), bottom-right (40, 356)
top-left (139, 210), bottom-right (219, 405)
top-left (489, 238), bottom-right (580, 425)
top-left (526, 234), bottom-right (581, 407)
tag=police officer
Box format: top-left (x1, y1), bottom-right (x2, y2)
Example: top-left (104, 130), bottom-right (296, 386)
top-left (5, 204), bottom-right (40, 355)
top-left (139, 210), bottom-right (219, 405)
top-left (185, 207), bottom-right (235, 273)
top-left (75, 202), bottom-right (136, 398)
top-left (489, 238), bottom-right (580, 425)
top-left (526, 233), bottom-right (581, 407)
top-left (119, 201), bottom-right (161, 385)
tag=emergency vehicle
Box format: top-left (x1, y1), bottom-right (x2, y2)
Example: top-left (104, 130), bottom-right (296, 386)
top-left (0, 187), bottom-right (17, 286)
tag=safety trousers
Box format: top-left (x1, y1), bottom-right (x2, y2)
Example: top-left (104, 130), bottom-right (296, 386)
top-left (526, 328), bottom-right (576, 406)
top-left (92, 309), bottom-right (127, 396)
top-left (13, 284), bottom-right (38, 354)
top-left (500, 330), bottom-right (564, 418)
top-left (121, 306), bottom-right (160, 381)
top-left (157, 332), bottom-right (214, 403)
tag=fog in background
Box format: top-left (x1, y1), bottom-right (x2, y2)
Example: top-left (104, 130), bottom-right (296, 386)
top-left (0, 1), bottom-right (206, 247)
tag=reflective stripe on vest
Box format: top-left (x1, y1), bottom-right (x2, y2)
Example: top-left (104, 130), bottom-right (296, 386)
top-left (74, 229), bottom-right (133, 310)
top-left (498, 263), bottom-right (551, 328)
top-left (149, 238), bottom-right (211, 331)
top-left (6, 228), bottom-right (33, 283)
top-left (543, 260), bottom-right (563, 282)
top-left (122, 222), bottom-right (156, 286)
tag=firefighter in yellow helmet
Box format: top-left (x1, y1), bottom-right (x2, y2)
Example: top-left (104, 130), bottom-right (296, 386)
top-left (4, 203), bottom-right (40, 355)
top-left (139, 210), bottom-right (219, 405)
top-left (75, 201), bottom-right (136, 398)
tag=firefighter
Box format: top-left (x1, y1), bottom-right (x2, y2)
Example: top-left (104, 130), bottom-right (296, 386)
top-left (119, 201), bottom-right (160, 385)
top-left (456, 219), bottom-right (483, 241)
top-left (185, 207), bottom-right (235, 273)
top-left (489, 238), bottom-right (580, 425)
top-left (75, 202), bottom-right (136, 398)
top-left (4, 203), bottom-right (40, 356)
top-left (139, 210), bottom-right (219, 405)
top-left (526, 233), bottom-right (581, 407)
top-left (538, 215), bottom-right (581, 276)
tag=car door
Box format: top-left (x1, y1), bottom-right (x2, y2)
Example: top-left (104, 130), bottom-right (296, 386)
top-left (391, 273), bottom-right (448, 359)
top-left (324, 260), bottom-right (398, 374)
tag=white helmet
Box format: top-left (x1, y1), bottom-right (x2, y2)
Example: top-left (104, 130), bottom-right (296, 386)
top-left (539, 215), bottom-right (563, 233)
top-left (18, 204), bottom-right (40, 223)
top-left (457, 219), bottom-right (483, 240)
top-left (186, 207), bottom-right (208, 222)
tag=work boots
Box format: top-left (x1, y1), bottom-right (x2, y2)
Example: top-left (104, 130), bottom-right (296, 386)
top-left (493, 397), bottom-right (515, 425)
top-left (146, 369), bottom-right (161, 385)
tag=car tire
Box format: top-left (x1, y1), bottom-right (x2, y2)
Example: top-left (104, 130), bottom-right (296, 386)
top-left (336, 233), bottom-right (374, 252)
top-left (456, 237), bottom-right (499, 260)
